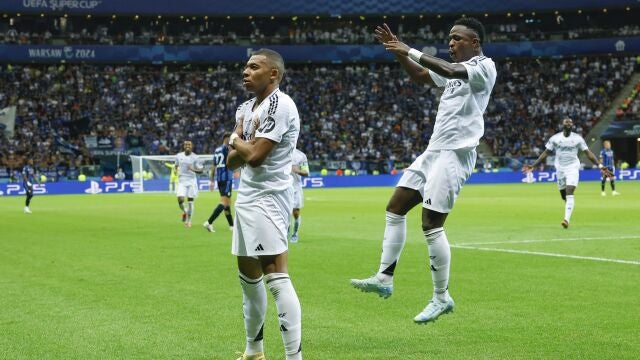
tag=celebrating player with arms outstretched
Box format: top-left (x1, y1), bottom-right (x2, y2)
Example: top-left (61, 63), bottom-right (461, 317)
top-left (523, 118), bottom-right (612, 228)
top-left (227, 49), bottom-right (302, 360)
top-left (351, 18), bottom-right (496, 324)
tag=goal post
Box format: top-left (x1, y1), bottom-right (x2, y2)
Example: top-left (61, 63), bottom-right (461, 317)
top-left (129, 154), bottom-right (214, 193)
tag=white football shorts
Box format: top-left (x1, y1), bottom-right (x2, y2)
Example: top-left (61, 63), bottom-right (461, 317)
top-left (556, 166), bottom-right (580, 190)
top-left (176, 181), bottom-right (199, 198)
top-left (232, 188), bottom-right (293, 257)
top-left (292, 185), bottom-right (304, 209)
top-left (397, 148), bottom-right (476, 213)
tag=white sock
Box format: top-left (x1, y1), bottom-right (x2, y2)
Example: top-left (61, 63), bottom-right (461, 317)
top-left (179, 202), bottom-right (185, 212)
top-left (187, 201), bottom-right (194, 221)
top-left (424, 227), bottom-right (450, 302)
top-left (377, 211), bottom-right (406, 283)
top-left (239, 272), bottom-right (267, 355)
top-left (564, 195), bottom-right (574, 223)
top-left (265, 273), bottom-right (302, 360)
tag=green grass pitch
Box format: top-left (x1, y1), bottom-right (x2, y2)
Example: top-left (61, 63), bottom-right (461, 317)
top-left (1, 181), bottom-right (639, 359)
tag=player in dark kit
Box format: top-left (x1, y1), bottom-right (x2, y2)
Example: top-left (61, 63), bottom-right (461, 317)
top-left (21, 158), bottom-right (38, 214)
top-left (599, 140), bottom-right (619, 196)
top-left (204, 133), bottom-right (235, 232)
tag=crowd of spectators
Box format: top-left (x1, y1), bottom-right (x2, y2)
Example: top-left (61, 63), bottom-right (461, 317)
top-left (0, 55), bottom-right (638, 180)
top-left (0, 8), bottom-right (639, 46)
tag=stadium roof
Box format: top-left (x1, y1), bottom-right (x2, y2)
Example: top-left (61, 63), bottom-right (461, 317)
top-left (2, 0), bottom-right (636, 16)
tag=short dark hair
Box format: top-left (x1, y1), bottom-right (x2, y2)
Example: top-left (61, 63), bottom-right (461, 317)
top-left (252, 48), bottom-right (285, 82)
top-left (223, 133), bottom-right (231, 140)
top-left (454, 17), bottom-right (485, 44)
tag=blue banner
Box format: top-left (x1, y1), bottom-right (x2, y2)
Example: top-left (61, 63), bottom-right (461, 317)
top-left (2, 169), bottom-right (639, 196)
top-left (2, 0), bottom-right (634, 15)
top-left (0, 37), bottom-right (637, 64)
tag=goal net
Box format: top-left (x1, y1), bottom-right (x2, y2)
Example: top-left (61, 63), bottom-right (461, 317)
top-left (129, 154), bottom-right (214, 193)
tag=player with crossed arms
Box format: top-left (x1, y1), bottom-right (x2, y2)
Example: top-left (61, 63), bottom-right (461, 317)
top-left (227, 49), bottom-right (302, 360)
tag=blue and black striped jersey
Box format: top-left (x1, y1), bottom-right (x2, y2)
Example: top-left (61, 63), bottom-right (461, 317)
top-left (600, 148), bottom-right (615, 168)
top-left (21, 165), bottom-right (36, 184)
top-left (213, 144), bottom-right (233, 182)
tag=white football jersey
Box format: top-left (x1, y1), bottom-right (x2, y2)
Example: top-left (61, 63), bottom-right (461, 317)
top-left (175, 151), bottom-right (201, 183)
top-left (291, 149), bottom-right (308, 189)
top-left (427, 55), bottom-right (496, 150)
top-left (235, 88), bottom-right (300, 203)
top-left (545, 132), bottom-right (588, 169)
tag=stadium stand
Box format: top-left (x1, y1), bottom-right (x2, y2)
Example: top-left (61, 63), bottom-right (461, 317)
top-left (1, 9), bottom-right (638, 46)
top-left (1, 55), bottom-right (637, 178)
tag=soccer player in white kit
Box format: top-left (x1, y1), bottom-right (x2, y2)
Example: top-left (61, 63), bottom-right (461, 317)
top-left (522, 118), bottom-right (611, 228)
top-left (290, 148), bottom-right (309, 243)
top-left (174, 140), bottom-right (203, 227)
top-left (227, 49), bottom-right (302, 360)
top-left (350, 18), bottom-right (497, 324)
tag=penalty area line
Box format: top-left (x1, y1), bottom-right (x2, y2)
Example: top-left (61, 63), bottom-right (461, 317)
top-left (451, 244), bottom-right (640, 265)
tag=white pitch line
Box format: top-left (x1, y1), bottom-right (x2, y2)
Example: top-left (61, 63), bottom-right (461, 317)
top-left (451, 244), bottom-right (640, 265)
top-left (457, 235), bottom-right (640, 246)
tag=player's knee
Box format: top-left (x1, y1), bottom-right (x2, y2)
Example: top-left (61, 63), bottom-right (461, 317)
top-left (422, 212), bottom-right (446, 231)
top-left (386, 202), bottom-right (407, 216)
top-left (422, 219), bottom-right (442, 232)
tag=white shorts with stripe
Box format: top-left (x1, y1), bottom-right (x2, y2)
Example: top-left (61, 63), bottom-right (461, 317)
top-left (176, 180), bottom-right (198, 198)
top-left (397, 148), bottom-right (476, 213)
top-left (556, 166), bottom-right (580, 190)
top-left (232, 188), bottom-right (293, 257)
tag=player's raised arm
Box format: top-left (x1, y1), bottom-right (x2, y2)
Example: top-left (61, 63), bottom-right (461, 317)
top-left (376, 23), bottom-right (435, 86)
top-left (384, 39), bottom-right (467, 80)
top-left (523, 150), bottom-right (550, 173)
top-left (584, 148), bottom-right (612, 178)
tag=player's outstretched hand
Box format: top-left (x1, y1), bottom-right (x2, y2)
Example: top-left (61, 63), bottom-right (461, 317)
top-left (521, 164), bottom-right (534, 173)
top-left (383, 40), bottom-right (411, 57)
top-left (600, 167), bottom-right (614, 179)
top-left (375, 23), bottom-right (398, 44)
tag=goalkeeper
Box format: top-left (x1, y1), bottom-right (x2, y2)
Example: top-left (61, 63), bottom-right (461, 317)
top-left (164, 161), bottom-right (178, 192)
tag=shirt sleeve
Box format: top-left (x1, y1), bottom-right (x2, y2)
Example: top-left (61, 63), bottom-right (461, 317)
top-left (255, 96), bottom-right (289, 143)
top-left (461, 58), bottom-right (493, 90)
top-left (577, 137), bottom-right (588, 152)
top-left (545, 137), bottom-right (555, 152)
top-left (427, 69), bottom-right (448, 88)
